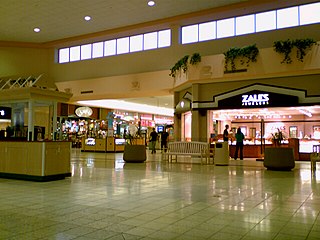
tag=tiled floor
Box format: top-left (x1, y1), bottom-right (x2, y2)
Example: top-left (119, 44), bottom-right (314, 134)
top-left (0, 149), bottom-right (320, 240)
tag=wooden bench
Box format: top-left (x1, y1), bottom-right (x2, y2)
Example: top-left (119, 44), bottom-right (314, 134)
top-left (163, 141), bottom-right (214, 164)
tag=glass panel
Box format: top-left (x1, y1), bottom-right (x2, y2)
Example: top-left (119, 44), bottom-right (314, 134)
top-left (236, 14), bottom-right (255, 35)
top-left (92, 42), bottom-right (103, 58)
top-left (117, 37), bottom-right (129, 54)
top-left (300, 2), bottom-right (320, 25)
top-left (130, 35), bottom-right (143, 52)
top-left (144, 32), bottom-right (157, 50)
top-left (256, 10), bottom-right (276, 32)
top-left (70, 46), bottom-right (80, 62)
top-left (181, 24), bottom-right (198, 44)
top-left (81, 44), bottom-right (92, 60)
top-left (158, 29), bottom-right (171, 48)
top-left (277, 6), bottom-right (299, 29)
top-left (104, 39), bottom-right (116, 56)
top-left (199, 21), bottom-right (216, 41)
top-left (217, 18), bottom-right (235, 38)
top-left (59, 48), bottom-right (69, 63)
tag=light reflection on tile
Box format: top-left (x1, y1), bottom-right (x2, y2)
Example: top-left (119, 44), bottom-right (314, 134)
top-left (0, 149), bottom-right (319, 239)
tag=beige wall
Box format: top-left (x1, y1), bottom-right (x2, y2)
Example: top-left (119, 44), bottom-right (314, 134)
top-left (0, 1), bottom-right (320, 104)
top-left (0, 47), bottom-right (51, 85)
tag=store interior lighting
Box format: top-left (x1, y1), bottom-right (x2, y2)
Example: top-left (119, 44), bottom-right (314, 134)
top-left (77, 99), bottom-right (174, 116)
top-left (298, 108), bottom-right (313, 117)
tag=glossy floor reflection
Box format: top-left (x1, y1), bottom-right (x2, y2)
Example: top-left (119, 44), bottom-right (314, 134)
top-left (0, 149), bottom-right (320, 240)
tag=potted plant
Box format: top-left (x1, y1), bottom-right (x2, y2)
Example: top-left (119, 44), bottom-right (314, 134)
top-left (271, 128), bottom-right (285, 147)
top-left (264, 128), bottom-right (295, 170)
top-left (123, 125), bottom-right (146, 163)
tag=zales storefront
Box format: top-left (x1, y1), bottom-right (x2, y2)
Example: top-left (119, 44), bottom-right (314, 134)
top-left (178, 82), bottom-right (320, 160)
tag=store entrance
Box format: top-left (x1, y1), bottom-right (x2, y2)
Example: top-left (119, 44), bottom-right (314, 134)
top-left (209, 105), bottom-right (320, 160)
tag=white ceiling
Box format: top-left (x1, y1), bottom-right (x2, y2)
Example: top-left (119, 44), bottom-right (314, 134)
top-left (0, 0), bottom-right (246, 43)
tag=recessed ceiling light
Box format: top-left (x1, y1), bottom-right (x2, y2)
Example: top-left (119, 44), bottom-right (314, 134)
top-left (148, 1), bottom-right (155, 7)
top-left (84, 16), bottom-right (91, 21)
top-left (33, 27), bottom-right (40, 33)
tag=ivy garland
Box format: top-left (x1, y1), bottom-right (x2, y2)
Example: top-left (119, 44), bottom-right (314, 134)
top-left (169, 53), bottom-right (201, 78)
top-left (273, 38), bottom-right (317, 64)
top-left (224, 44), bottom-right (259, 72)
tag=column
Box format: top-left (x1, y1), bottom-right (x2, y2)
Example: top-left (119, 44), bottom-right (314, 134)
top-left (52, 102), bottom-right (58, 140)
top-left (28, 100), bottom-right (34, 141)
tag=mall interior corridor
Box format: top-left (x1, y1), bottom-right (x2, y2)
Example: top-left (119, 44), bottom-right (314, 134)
top-left (0, 149), bottom-right (319, 240)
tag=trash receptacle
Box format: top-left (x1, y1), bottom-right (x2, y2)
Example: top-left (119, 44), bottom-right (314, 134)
top-left (214, 142), bottom-right (229, 165)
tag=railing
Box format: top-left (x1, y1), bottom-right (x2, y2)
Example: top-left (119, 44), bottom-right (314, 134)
top-left (0, 74), bottom-right (42, 90)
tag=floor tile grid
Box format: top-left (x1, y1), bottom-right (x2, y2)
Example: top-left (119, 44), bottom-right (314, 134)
top-left (0, 151), bottom-right (320, 239)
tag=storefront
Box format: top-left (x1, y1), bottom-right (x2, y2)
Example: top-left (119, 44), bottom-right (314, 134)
top-left (0, 107), bottom-right (11, 138)
top-left (64, 105), bottom-right (175, 152)
top-left (176, 82), bottom-right (320, 160)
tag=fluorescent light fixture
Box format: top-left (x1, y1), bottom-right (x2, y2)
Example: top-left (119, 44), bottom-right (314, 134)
top-left (148, 1), bottom-right (155, 6)
top-left (84, 16), bottom-right (91, 21)
top-left (33, 27), bottom-right (41, 33)
top-left (77, 99), bottom-right (173, 116)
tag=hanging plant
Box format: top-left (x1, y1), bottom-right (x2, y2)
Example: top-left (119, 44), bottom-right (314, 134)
top-left (224, 47), bottom-right (241, 72)
top-left (273, 38), bottom-right (317, 64)
top-left (294, 38), bottom-right (317, 62)
top-left (224, 44), bottom-right (259, 72)
top-left (189, 53), bottom-right (201, 65)
top-left (273, 39), bottom-right (295, 64)
top-left (240, 44), bottom-right (259, 66)
top-left (169, 53), bottom-right (201, 78)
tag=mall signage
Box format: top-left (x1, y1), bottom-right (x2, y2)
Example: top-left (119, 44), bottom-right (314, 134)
top-left (0, 107), bottom-right (11, 119)
top-left (218, 90), bottom-right (299, 108)
top-left (75, 106), bottom-right (93, 118)
top-left (242, 93), bottom-right (269, 106)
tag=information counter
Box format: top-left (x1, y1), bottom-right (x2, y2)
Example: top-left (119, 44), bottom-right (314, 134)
top-left (0, 141), bottom-right (71, 181)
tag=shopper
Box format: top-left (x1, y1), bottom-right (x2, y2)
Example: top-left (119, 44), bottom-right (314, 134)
top-left (234, 127), bottom-right (245, 160)
top-left (161, 129), bottom-right (169, 152)
top-left (150, 128), bottom-right (158, 154)
top-left (223, 124), bottom-right (229, 142)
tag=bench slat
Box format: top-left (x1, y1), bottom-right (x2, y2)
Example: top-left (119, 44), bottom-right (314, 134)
top-left (163, 141), bottom-right (214, 164)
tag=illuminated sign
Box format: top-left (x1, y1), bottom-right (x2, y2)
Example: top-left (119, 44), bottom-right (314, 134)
top-left (217, 89), bottom-right (299, 108)
top-left (0, 107), bottom-right (11, 119)
top-left (242, 94), bottom-right (269, 106)
top-left (75, 106), bottom-right (93, 118)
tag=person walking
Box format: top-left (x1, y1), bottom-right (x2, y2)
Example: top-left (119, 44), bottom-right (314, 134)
top-left (150, 128), bottom-right (158, 154)
top-left (234, 127), bottom-right (245, 160)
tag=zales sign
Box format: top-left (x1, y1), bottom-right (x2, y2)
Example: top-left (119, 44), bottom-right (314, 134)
top-left (242, 93), bottom-right (269, 106)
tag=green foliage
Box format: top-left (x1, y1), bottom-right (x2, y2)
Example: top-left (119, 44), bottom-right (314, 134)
top-left (189, 53), bottom-right (201, 65)
top-left (169, 53), bottom-right (201, 78)
top-left (273, 38), bottom-right (317, 64)
top-left (271, 128), bottom-right (285, 146)
top-left (273, 39), bottom-right (294, 64)
top-left (223, 44), bottom-right (259, 72)
top-left (294, 38), bottom-right (317, 62)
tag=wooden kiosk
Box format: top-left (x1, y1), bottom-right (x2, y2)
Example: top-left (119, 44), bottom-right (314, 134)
top-left (0, 75), bottom-right (73, 181)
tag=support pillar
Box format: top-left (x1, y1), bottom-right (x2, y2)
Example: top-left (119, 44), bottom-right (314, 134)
top-left (28, 100), bottom-right (34, 141)
top-left (52, 102), bottom-right (58, 140)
